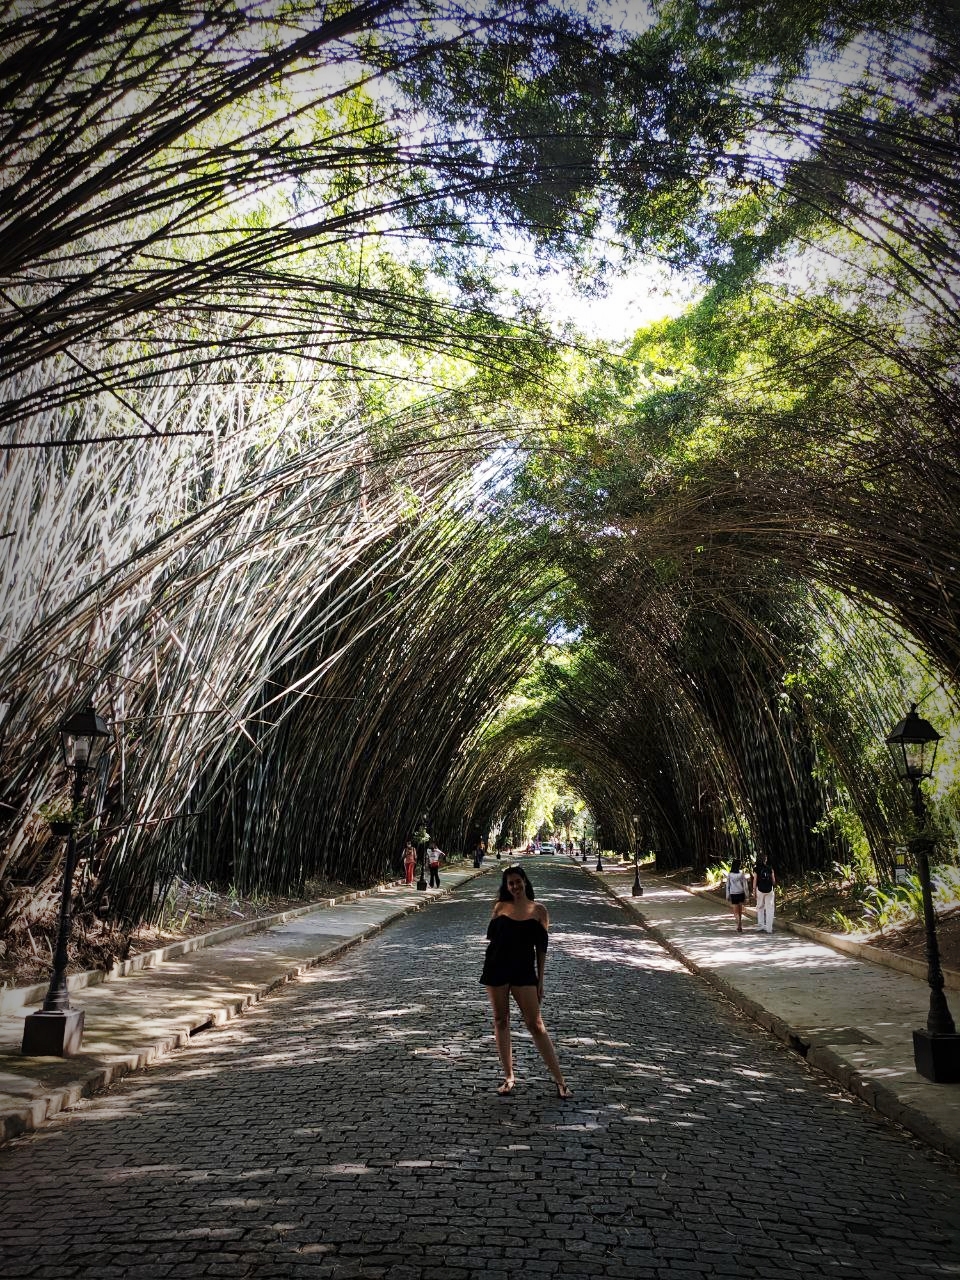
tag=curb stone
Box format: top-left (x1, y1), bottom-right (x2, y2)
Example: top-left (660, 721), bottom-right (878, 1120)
top-left (0, 866), bottom-right (490, 1145)
top-left (581, 863), bottom-right (960, 1166)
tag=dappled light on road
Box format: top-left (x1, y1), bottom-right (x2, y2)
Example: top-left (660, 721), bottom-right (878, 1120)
top-left (0, 861), bottom-right (958, 1278)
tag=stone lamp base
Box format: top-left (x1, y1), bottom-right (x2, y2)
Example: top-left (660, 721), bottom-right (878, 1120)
top-left (913, 1029), bottom-right (960, 1083)
top-left (21, 1009), bottom-right (85, 1057)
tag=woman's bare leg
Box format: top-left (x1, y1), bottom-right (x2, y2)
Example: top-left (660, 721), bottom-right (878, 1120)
top-left (511, 986), bottom-right (570, 1094)
top-left (485, 985), bottom-right (513, 1087)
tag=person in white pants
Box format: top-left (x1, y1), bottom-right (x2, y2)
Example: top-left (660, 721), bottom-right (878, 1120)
top-left (752, 853), bottom-right (776, 933)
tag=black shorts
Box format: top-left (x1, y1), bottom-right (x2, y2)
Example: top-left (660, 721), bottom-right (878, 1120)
top-left (481, 972), bottom-right (542, 983)
top-left (730, 892), bottom-right (746, 904)
top-left (479, 968), bottom-right (538, 987)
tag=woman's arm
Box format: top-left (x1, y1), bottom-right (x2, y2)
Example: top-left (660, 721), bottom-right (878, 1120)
top-left (535, 904), bottom-right (549, 998)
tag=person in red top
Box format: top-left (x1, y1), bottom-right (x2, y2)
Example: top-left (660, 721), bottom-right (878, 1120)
top-left (402, 841), bottom-right (417, 886)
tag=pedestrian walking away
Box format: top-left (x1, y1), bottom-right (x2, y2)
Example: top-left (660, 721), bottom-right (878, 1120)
top-left (402, 840), bottom-right (417, 886)
top-left (725, 859), bottom-right (749, 933)
top-left (479, 865), bottom-right (572, 1098)
top-left (752, 851), bottom-right (776, 932)
top-left (427, 841), bottom-right (443, 888)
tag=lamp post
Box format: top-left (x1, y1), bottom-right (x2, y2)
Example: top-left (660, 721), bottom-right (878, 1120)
top-left (632, 811), bottom-right (643, 897)
top-left (885, 703), bottom-right (960, 1082)
top-left (595, 823), bottom-right (604, 873)
top-left (22, 703), bottom-right (110, 1057)
top-left (414, 814), bottom-right (429, 892)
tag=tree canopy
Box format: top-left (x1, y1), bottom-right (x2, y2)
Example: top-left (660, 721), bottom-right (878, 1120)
top-left (2, 0), bottom-right (959, 945)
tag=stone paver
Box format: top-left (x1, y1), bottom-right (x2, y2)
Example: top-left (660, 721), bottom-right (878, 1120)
top-left (0, 867), bottom-right (483, 1139)
top-left (590, 862), bottom-right (960, 1159)
top-left (0, 861), bottom-right (959, 1278)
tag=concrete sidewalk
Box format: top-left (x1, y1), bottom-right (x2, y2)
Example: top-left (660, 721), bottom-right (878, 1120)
top-left (586, 860), bottom-right (960, 1163)
top-left (0, 863), bottom-right (489, 1143)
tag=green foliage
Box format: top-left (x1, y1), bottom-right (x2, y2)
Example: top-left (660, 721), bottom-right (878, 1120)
top-left (828, 908), bottom-right (859, 934)
top-left (4, 2), bottom-right (960, 937)
top-left (854, 864), bottom-right (960, 937)
top-left (705, 860), bottom-right (731, 886)
top-left (37, 800), bottom-right (83, 827)
top-left (933, 865), bottom-right (960, 913)
top-left (861, 884), bottom-right (904, 935)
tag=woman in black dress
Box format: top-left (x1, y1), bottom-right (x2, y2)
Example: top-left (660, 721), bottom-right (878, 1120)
top-left (480, 866), bottom-right (571, 1097)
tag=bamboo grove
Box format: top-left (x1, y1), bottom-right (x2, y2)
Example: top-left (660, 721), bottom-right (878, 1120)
top-left (1, 1), bottom-right (960, 953)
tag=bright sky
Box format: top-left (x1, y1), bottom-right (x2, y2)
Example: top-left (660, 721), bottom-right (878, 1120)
top-left (529, 257), bottom-right (703, 341)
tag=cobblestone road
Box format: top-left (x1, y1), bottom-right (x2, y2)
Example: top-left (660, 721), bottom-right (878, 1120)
top-left (1, 862), bottom-right (959, 1279)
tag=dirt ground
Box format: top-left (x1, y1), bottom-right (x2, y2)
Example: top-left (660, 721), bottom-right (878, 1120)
top-left (854, 906), bottom-right (960, 971)
top-left (0, 874), bottom-right (371, 992)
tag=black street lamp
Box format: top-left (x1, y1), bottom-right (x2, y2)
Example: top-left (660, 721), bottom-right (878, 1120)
top-left (414, 813), bottom-right (429, 892)
top-left (632, 811), bottom-right (643, 897)
top-left (22, 703), bottom-right (111, 1057)
top-left (885, 703), bottom-right (960, 1082)
top-left (595, 823), bottom-right (604, 873)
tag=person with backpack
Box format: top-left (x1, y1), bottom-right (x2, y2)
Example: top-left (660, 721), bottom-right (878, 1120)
top-left (752, 853), bottom-right (777, 933)
top-left (427, 841), bottom-right (443, 888)
top-left (725, 859), bottom-right (750, 933)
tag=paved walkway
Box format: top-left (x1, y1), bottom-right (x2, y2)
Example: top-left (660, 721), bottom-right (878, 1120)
top-left (0, 864), bottom-right (486, 1142)
top-left (587, 860), bottom-right (960, 1162)
top-left (0, 859), bottom-right (959, 1278)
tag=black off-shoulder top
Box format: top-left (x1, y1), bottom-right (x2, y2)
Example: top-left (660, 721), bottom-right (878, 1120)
top-left (479, 914), bottom-right (548, 987)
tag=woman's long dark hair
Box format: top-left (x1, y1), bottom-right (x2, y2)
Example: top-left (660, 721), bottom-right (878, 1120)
top-left (497, 865), bottom-right (535, 902)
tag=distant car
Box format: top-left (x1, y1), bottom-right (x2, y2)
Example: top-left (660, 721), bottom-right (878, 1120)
top-left (539, 842), bottom-right (556, 855)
